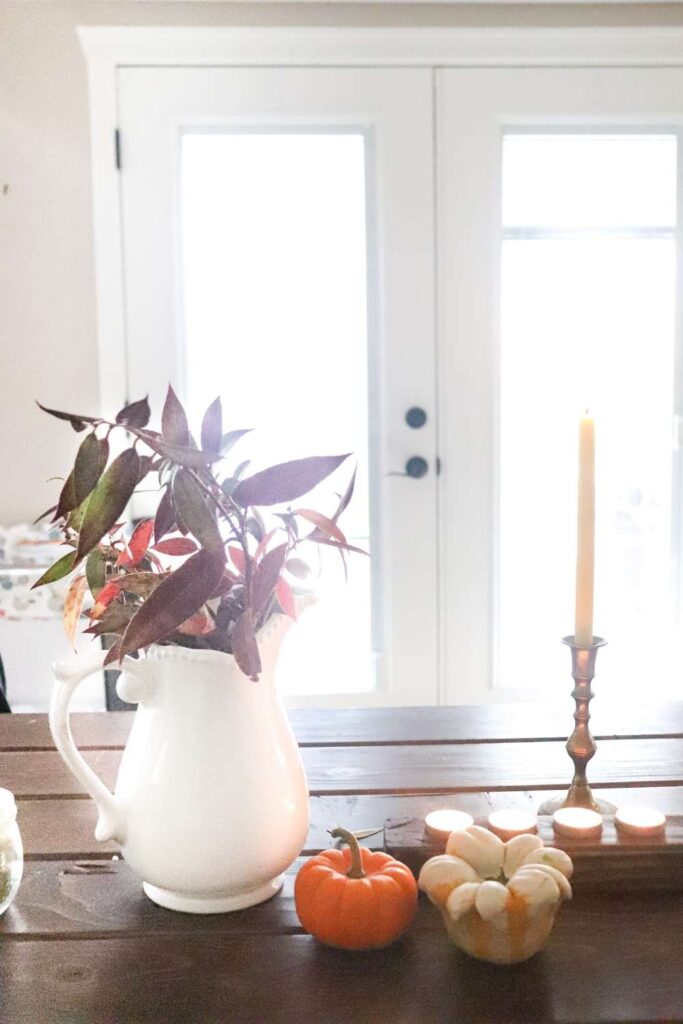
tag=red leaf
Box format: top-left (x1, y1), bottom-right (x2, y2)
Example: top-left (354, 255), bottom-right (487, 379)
top-left (228, 545), bottom-right (247, 576)
top-left (161, 385), bottom-right (190, 447)
top-left (122, 519), bottom-right (154, 568)
top-left (152, 537), bottom-right (199, 556)
top-left (232, 454), bottom-right (350, 508)
top-left (200, 397), bottom-right (223, 453)
top-left (177, 610), bottom-right (215, 636)
top-left (110, 549), bottom-right (225, 661)
top-left (90, 580), bottom-right (121, 620)
top-left (275, 578), bottom-right (297, 620)
top-left (295, 508), bottom-right (347, 545)
top-left (231, 612), bottom-right (261, 680)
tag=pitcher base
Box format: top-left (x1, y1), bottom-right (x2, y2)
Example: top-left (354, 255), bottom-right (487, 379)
top-left (143, 875), bottom-right (285, 914)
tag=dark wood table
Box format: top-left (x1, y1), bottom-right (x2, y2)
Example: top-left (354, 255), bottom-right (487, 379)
top-left (1, 703), bottom-right (683, 1023)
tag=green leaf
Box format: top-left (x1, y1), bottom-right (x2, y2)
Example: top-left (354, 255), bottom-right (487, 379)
top-left (31, 551), bottom-right (76, 589)
top-left (85, 548), bottom-right (107, 598)
top-left (232, 454), bottom-right (350, 508)
top-left (116, 396), bottom-right (151, 429)
top-left (201, 397), bottom-right (223, 453)
top-left (109, 548), bottom-right (225, 662)
top-left (161, 385), bottom-right (190, 447)
top-left (73, 434), bottom-right (109, 505)
top-left (172, 469), bottom-right (225, 556)
top-left (76, 448), bottom-right (140, 562)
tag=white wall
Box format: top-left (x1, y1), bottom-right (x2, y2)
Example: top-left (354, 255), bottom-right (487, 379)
top-left (3, 0), bottom-right (683, 525)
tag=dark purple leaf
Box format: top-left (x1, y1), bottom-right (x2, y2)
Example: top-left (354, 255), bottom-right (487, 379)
top-left (73, 434), bottom-right (109, 505)
top-left (232, 454), bottom-right (350, 508)
top-left (161, 385), bottom-right (190, 447)
top-left (220, 429), bottom-right (252, 457)
top-left (201, 397), bottom-right (223, 453)
top-left (33, 504), bottom-right (57, 525)
top-left (85, 602), bottom-right (136, 638)
top-left (76, 449), bottom-right (140, 561)
top-left (31, 551), bottom-right (76, 589)
top-left (116, 396), bottom-right (151, 429)
top-left (231, 612), bottom-right (261, 681)
top-left (154, 487), bottom-right (175, 544)
top-left (116, 572), bottom-right (164, 597)
top-left (250, 542), bottom-right (288, 615)
top-left (285, 557), bottom-right (311, 579)
top-left (108, 548), bottom-right (225, 662)
top-left (141, 434), bottom-right (221, 469)
top-left (53, 472), bottom-right (78, 522)
top-left (172, 469), bottom-right (225, 557)
top-left (36, 401), bottom-right (99, 433)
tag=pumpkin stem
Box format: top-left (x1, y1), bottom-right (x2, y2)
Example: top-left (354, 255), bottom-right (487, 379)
top-left (329, 826), bottom-right (366, 879)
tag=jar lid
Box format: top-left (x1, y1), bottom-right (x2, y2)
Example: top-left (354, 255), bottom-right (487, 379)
top-left (0, 788), bottom-right (17, 832)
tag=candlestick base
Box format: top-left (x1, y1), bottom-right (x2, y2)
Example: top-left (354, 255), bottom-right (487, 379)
top-left (538, 635), bottom-right (615, 819)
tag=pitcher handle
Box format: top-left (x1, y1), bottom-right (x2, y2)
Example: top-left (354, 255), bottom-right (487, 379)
top-left (49, 647), bottom-right (124, 844)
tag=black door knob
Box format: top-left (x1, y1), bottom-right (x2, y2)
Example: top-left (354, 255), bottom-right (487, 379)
top-left (405, 406), bottom-right (427, 429)
top-left (405, 456), bottom-right (428, 479)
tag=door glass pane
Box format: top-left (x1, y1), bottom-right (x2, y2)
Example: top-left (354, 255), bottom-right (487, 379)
top-left (499, 133), bottom-right (678, 697)
top-left (180, 132), bottom-right (373, 697)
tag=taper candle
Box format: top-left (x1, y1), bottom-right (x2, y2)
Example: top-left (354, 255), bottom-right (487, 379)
top-left (575, 413), bottom-right (595, 647)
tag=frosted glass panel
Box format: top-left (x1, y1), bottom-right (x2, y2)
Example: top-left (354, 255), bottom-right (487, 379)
top-left (499, 133), bottom-right (677, 697)
top-left (503, 134), bottom-right (676, 229)
top-left (180, 132), bottom-right (372, 696)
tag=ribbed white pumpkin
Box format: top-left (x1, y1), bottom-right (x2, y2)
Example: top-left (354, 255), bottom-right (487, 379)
top-left (418, 825), bottom-right (573, 963)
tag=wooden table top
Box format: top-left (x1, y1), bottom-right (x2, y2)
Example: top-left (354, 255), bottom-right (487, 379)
top-left (1, 703), bottom-right (683, 1024)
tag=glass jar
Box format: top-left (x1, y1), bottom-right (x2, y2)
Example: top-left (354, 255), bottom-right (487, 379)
top-left (0, 788), bottom-right (22, 915)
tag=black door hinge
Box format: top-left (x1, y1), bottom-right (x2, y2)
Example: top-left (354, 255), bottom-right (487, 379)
top-left (114, 129), bottom-right (121, 171)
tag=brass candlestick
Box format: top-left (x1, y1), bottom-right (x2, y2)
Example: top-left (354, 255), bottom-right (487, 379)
top-left (538, 635), bottom-right (615, 817)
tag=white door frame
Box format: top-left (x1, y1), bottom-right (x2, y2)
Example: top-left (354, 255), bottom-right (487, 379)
top-left (80, 25), bottom-right (683, 703)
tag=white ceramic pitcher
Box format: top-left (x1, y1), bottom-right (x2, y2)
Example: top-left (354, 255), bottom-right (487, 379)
top-left (49, 612), bottom-right (309, 913)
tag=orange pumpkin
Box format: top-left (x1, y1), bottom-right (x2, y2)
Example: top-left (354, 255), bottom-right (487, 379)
top-left (294, 826), bottom-right (417, 950)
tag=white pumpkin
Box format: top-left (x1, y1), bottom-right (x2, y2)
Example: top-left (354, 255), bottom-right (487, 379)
top-left (418, 825), bottom-right (573, 964)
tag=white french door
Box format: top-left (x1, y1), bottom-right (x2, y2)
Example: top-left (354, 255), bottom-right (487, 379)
top-left (104, 45), bottom-right (683, 708)
top-left (438, 67), bottom-right (683, 704)
top-left (116, 67), bottom-right (438, 706)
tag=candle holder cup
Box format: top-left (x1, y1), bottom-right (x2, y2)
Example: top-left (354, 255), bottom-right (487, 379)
top-left (538, 635), bottom-right (615, 818)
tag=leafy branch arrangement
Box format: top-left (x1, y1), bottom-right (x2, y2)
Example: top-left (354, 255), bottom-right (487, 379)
top-left (33, 388), bottom-right (358, 678)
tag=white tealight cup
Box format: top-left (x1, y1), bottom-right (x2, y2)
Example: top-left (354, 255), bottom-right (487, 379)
top-left (552, 807), bottom-right (603, 839)
top-left (425, 809), bottom-right (474, 841)
top-left (487, 809), bottom-right (538, 842)
top-left (615, 806), bottom-right (666, 838)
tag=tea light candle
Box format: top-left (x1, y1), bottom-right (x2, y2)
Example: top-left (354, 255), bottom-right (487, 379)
top-left (552, 807), bottom-right (603, 839)
top-left (425, 809), bottom-right (474, 841)
top-left (487, 809), bottom-right (538, 841)
top-left (615, 806), bottom-right (666, 838)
